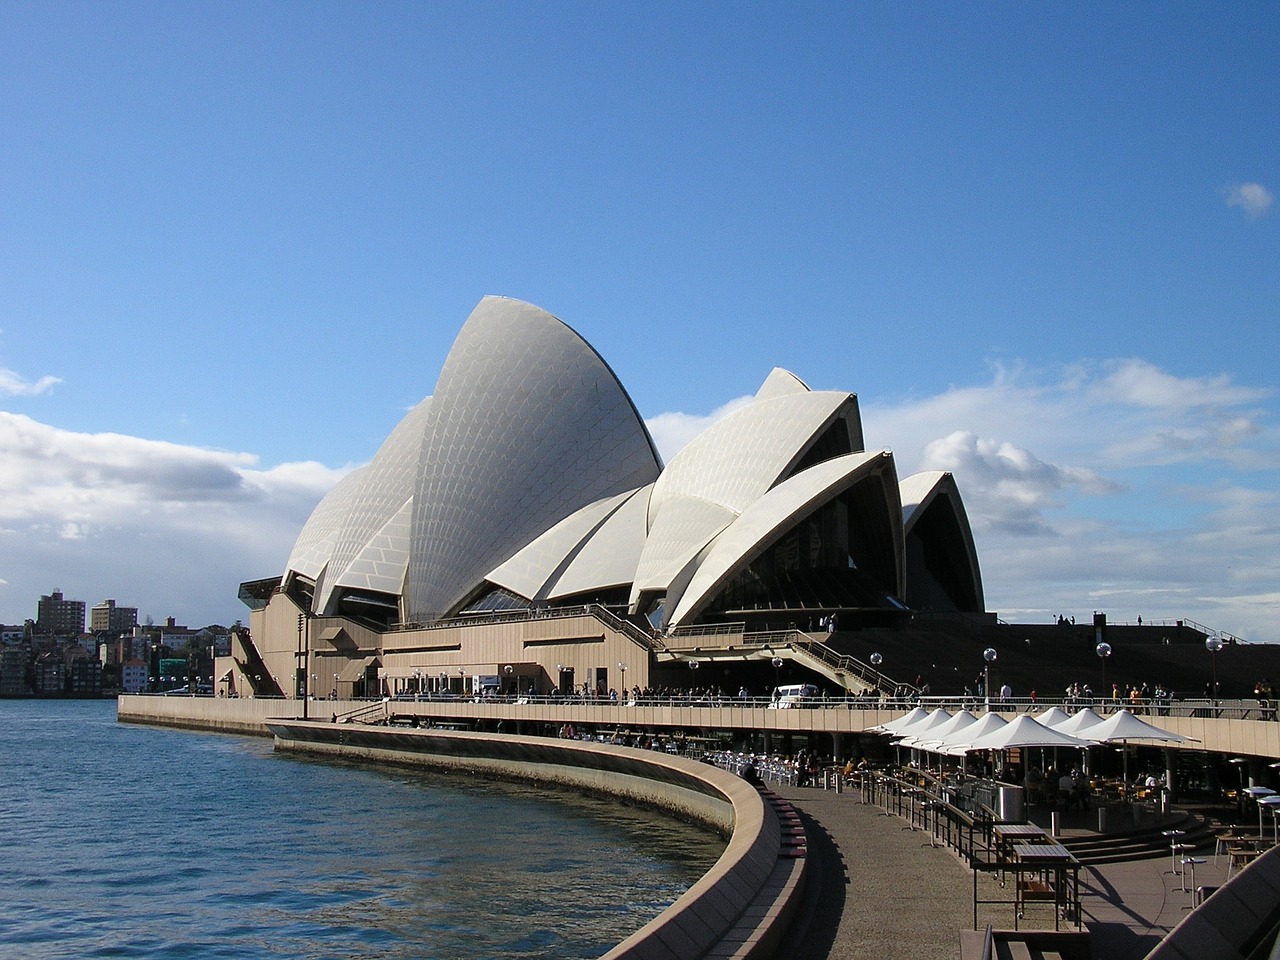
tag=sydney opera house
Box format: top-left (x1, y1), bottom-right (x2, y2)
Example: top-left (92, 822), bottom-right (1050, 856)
top-left (225, 297), bottom-right (984, 701)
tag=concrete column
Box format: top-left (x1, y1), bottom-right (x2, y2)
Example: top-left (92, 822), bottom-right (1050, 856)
top-left (1164, 747), bottom-right (1177, 804)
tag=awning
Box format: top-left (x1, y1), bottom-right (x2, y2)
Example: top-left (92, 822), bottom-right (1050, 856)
top-left (338, 656), bottom-right (378, 682)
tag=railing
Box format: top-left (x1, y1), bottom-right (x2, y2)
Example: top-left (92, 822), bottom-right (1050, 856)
top-left (336, 697), bottom-right (390, 724)
top-left (334, 689), bottom-right (1280, 721)
top-left (386, 603), bottom-right (666, 652)
top-left (733, 626), bottom-right (915, 698)
top-left (667, 621), bottom-right (747, 639)
top-left (909, 694), bottom-right (1278, 722)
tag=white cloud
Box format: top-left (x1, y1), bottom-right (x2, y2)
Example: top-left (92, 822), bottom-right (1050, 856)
top-left (1225, 182), bottom-right (1274, 218)
top-left (0, 411), bottom-right (348, 628)
top-left (0, 366), bottom-right (61, 397)
top-left (918, 430), bottom-right (1120, 536)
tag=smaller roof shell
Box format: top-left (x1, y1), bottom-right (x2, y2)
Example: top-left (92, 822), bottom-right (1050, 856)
top-left (666, 450), bottom-right (904, 627)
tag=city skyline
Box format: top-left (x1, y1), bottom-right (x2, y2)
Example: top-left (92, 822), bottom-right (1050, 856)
top-left (0, 5), bottom-right (1276, 638)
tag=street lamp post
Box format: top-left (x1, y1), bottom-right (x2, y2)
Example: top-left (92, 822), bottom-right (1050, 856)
top-left (618, 662), bottom-right (628, 703)
top-left (296, 612), bottom-right (309, 720)
top-left (983, 647), bottom-right (998, 709)
top-left (688, 658), bottom-right (700, 694)
top-left (1096, 642), bottom-right (1112, 700)
top-left (869, 652), bottom-right (883, 701)
top-left (771, 656), bottom-right (783, 696)
top-left (1205, 636), bottom-right (1223, 711)
top-left (503, 663), bottom-right (515, 699)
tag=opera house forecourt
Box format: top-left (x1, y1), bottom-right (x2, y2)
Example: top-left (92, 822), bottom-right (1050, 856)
top-left (223, 295), bottom-right (984, 706)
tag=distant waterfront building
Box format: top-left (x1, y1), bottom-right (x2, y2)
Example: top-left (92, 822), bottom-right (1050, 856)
top-left (36, 590), bottom-right (86, 638)
top-left (0, 646), bottom-right (28, 696)
top-left (68, 657), bottom-right (102, 697)
top-left (90, 600), bottom-right (138, 635)
top-left (120, 658), bottom-right (148, 694)
top-left (226, 297), bottom-right (984, 701)
top-left (32, 655), bottom-right (64, 696)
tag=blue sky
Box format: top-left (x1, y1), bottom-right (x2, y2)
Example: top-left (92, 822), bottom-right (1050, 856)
top-left (0, 3), bottom-right (1276, 640)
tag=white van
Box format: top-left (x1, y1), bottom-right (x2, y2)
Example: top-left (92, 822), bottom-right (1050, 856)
top-left (771, 683), bottom-right (820, 709)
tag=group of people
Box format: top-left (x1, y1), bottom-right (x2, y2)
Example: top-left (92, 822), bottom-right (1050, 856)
top-left (793, 748), bottom-right (822, 786)
top-left (1053, 767), bottom-right (1091, 811)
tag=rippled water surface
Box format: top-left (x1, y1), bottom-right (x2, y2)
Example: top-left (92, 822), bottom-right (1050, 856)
top-left (0, 699), bottom-right (724, 959)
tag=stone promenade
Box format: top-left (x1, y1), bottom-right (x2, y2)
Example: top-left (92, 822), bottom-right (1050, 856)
top-left (769, 782), bottom-right (1231, 960)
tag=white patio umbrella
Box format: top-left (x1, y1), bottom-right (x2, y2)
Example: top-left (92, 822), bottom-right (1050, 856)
top-left (1082, 709), bottom-right (1191, 797)
top-left (901, 709), bottom-right (977, 751)
top-left (953, 715), bottom-right (1092, 797)
top-left (1055, 707), bottom-right (1105, 737)
top-left (938, 711), bottom-right (1010, 757)
top-left (889, 707), bottom-right (952, 740)
top-left (961, 714), bottom-right (1095, 753)
top-left (1028, 706), bottom-right (1075, 777)
top-left (870, 706), bottom-right (928, 734)
top-left (1030, 706), bottom-right (1072, 729)
top-left (1082, 709), bottom-right (1190, 745)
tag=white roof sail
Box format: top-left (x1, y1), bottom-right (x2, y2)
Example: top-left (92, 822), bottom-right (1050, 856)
top-left (285, 395), bottom-right (434, 613)
top-left (754, 367), bottom-right (811, 402)
top-left (328, 498), bottom-right (414, 600)
top-left (486, 489), bottom-right (636, 601)
top-left (666, 451), bottom-right (903, 628)
top-left (274, 298), bottom-right (988, 634)
top-left (628, 496), bottom-right (738, 609)
top-left (647, 390), bottom-right (861, 528)
top-left (547, 484), bottom-right (653, 599)
top-left (899, 470), bottom-right (984, 613)
top-left (405, 297), bottom-right (663, 621)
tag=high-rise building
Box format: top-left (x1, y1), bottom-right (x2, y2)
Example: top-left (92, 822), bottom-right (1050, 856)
top-left (36, 590), bottom-right (86, 637)
top-left (90, 599), bottom-right (138, 635)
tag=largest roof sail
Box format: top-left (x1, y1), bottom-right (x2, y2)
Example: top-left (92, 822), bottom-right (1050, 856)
top-left (404, 297), bottom-right (662, 621)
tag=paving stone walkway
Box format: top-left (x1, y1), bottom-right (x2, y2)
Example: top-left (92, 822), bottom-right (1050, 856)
top-left (768, 782), bottom-right (1230, 960)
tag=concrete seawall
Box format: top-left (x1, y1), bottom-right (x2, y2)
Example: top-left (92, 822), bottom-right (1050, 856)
top-left (119, 696), bottom-right (807, 960)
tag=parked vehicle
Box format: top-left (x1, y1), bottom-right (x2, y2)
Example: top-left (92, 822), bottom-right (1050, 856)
top-left (771, 683), bottom-right (820, 708)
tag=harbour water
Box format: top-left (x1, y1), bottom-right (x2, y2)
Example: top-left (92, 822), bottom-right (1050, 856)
top-left (0, 699), bottom-right (724, 959)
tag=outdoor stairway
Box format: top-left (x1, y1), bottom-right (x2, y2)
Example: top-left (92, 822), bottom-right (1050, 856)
top-left (1057, 811), bottom-right (1215, 865)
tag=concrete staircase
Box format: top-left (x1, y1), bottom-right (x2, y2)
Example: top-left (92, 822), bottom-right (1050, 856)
top-left (1058, 811), bottom-right (1216, 865)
